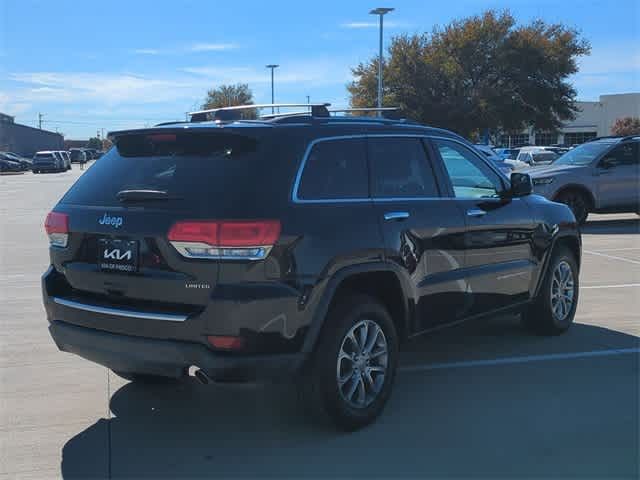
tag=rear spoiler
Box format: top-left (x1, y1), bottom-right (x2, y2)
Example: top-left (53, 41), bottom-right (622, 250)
top-left (106, 126), bottom-right (266, 141)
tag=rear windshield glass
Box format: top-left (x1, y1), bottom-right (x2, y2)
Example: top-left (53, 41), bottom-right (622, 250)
top-left (531, 152), bottom-right (558, 162)
top-left (35, 153), bottom-right (54, 159)
top-left (60, 131), bottom-right (271, 211)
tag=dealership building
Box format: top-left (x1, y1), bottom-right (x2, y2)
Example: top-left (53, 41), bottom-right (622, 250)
top-left (0, 112), bottom-right (64, 156)
top-left (500, 93), bottom-right (640, 147)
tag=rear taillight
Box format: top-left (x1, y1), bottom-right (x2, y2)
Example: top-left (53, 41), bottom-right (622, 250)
top-left (207, 335), bottom-right (245, 350)
top-left (167, 220), bottom-right (281, 260)
top-left (44, 211), bottom-right (69, 247)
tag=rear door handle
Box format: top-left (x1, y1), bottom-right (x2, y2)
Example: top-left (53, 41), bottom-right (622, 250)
top-left (466, 208), bottom-right (487, 217)
top-left (384, 211), bottom-right (410, 221)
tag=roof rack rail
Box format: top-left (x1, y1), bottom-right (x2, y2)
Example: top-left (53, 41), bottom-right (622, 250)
top-left (260, 111), bottom-right (313, 119)
top-left (329, 107), bottom-right (399, 113)
top-left (329, 106), bottom-right (401, 119)
top-left (189, 103), bottom-right (331, 122)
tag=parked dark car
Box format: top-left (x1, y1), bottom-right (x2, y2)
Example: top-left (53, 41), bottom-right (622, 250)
top-left (43, 107), bottom-right (581, 430)
top-left (69, 149), bottom-right (87, 164)
top-left (33, 151), bottom-right (64, 173)
top-left (0, 157), bottom-right (24, 172)
top-left (1, 152), bottom-right (32, 170)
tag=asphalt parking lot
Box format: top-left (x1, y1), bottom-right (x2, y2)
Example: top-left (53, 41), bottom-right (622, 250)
top-left (1, 167), bottom-right (638, 479)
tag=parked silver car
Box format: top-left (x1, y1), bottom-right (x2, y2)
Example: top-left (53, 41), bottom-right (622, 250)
top-left (527, 136), bottom-right (639, 224)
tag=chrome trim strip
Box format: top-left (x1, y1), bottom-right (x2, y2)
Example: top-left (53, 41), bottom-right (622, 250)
top-left (53, 297), bottom-right (188, 322)
top-left (169, 241), bottom-right (272, 261)
top-left (384, 211), bottom-right (410, 221)
top-left (466, 208), bottom-right (487, 217)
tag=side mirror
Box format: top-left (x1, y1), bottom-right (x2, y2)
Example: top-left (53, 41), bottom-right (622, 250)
top-left (509, 172), bottom-right (533, 197)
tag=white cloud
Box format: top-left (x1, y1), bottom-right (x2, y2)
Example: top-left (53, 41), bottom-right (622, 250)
top-left (182, 58), bottom-right (354, 87)
top-left (8, 72), bottom-right (198, 105)
top-left (577, 45), bottom-right (640, 76)
top-left (130, 43), bottom-right (238, 55)
top-left (132, 48), bottom-right (161, 55)
top-left (340, 21), bottom-right (405, 29)
top-left (0, 91), bottom-right (32, 116)
top-left (572, 43), bottom-right (640, 99)
top-left (189, 43), bottom-right (238, 52)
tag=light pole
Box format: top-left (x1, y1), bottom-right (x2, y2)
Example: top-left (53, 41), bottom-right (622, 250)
top-left (369, 7), bottom-right (394, 116)
top-left (266, 64), bottom-right (279, 113)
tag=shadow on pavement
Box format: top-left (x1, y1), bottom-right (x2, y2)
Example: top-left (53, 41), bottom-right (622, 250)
top-left (582, 217), bottom-right (639, 235)
top-left (61, 320), bottom-right (639, 479)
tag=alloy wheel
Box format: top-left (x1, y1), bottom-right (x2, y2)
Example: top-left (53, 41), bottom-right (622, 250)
top-left (336, 319), bottom-right (389, 409)
top-left (551, 260), bottom-right (575, 321)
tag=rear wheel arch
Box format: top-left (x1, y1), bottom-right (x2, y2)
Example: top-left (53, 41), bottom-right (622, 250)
top-left (302, 264), bottom-right (412, 354)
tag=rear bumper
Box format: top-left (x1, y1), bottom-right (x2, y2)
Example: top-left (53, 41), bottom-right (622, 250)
top-left (49, 320), bottom-right (305, 382)
top-left (34, 164), bottom-right (59, 171)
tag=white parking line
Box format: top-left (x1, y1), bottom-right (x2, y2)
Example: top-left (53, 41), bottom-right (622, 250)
top-left (593, 247), bottom-right (640, 252)
top-left (582, 283), bottom-right (640, 289)
top-left (399, 348), bottom-right (640, 373)
top-left (584, 250), bottom-right (640, 265)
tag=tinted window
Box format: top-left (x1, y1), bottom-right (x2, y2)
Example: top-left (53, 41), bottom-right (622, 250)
top-left (531, 152), bottom-right (558, 163)
top-left (433, 139), bottom-right (502, 199)
top-left (61, 132), bottom-right (270, 211)
top-left (297, 138), bottom-right (368, 200)
top-left (34, 153), bottom-right (54, 160)
top-left (605, 142), bottom-right (639, 166)
top-left (368, 137), bottom-right (439, 198)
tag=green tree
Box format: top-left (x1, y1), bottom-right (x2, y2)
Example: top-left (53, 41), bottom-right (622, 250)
top-left (86, 137), bottom-right (102, 149)
top-left (611, 117), bottom-right (640, 136)
top-left (348, 10), bottom-right (590, 137)
top-left (202, 83), bottom-right (256, 119)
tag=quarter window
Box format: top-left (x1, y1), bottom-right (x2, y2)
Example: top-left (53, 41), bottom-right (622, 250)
top-left (368, 137), bottom-right (439, 198)
top-left (297, 138), bottom-right (368, 200)
top-left (434, 139), bottom-right (502, 199)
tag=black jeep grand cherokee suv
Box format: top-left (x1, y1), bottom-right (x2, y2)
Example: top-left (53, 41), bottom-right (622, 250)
top-left (43, 110), bottom-right (581, 430)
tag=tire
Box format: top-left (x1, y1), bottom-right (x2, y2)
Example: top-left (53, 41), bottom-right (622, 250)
top-left (297, 294), bottom-right (399, 431)
top-left (556, 190), bottom-right (589, 225)
top-left (523, 246), bottom-right (579, 335)
top-left (112, 370), bottom-right (178, 384)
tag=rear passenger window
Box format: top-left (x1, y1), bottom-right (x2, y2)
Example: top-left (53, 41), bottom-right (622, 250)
top-left (297, 139), bottom-right (368, 200)
top-left (368, 137), bottom-right (439, 198)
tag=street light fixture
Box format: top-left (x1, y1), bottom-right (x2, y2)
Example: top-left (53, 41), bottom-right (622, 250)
top-left (265, 64), bottom-right (279, 113)
top-left (369, 7), bottom-right (394, 116)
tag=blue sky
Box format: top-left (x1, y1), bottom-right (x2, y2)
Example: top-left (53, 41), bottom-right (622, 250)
top-left (0, 0), bottom-right (638, 138)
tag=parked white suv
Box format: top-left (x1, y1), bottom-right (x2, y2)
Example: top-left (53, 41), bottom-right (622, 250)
top-left (527, 136), bottom-right (640, 224)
